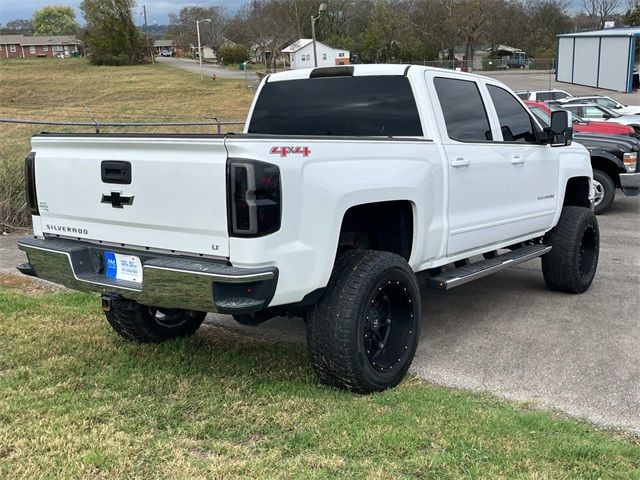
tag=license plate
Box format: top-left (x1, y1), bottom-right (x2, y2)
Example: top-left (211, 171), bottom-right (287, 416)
top-left (103, 252), bottom-right (143, 283)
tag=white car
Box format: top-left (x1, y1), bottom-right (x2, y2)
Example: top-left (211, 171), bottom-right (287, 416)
top-left (17, 65), bottom-right (598, 393)
top-left (559, 103), bottom-right (640, 135)
top-left (515, 89), bottom-right (573, 102)
top-left (558, 95), bottom-right (640, 115)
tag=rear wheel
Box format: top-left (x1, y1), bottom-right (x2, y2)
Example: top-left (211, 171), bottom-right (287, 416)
top-left (105, 300), bottom-right (206, 343)
top-left (542, 206), bottom-right (599, 293)
top-left (307, 250), bottom-right (421, 394)
top-left (592, 169), bottom-right (615, 214)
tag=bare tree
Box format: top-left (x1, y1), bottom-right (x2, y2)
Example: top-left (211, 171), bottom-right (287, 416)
top-left (583, 0), bottom-right (622, 28)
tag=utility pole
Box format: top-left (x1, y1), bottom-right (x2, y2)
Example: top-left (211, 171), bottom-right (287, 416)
top-left (197, 18), bottom-right (212, 81)
top-left (310, 4), bottom-right (327, 68)
top-left (143, 5), bottom-right (153, 63)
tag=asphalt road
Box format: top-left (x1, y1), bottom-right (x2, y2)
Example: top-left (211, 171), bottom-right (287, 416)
top-left (2, 196), bottom-right (639, 433)
top-left (155, 56), bottom-right (260, 81)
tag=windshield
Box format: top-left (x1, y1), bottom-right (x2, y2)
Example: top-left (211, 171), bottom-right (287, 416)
top-left (598, 105), bottom-right (621, 118)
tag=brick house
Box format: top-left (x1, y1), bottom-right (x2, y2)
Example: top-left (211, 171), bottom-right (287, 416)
top-left (0, 35), bottom-right (81, 59)
top-left (0, 35), bottom-right (25, 58)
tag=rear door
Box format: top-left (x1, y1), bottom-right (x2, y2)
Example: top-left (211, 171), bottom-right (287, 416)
top-left (32, 135), bottom-right (230, 257)
top-left (426, 72), bottom-right (510, 256)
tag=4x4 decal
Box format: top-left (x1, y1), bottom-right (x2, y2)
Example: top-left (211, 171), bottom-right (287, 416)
top-left (270, 146), bottom-right (311, 157)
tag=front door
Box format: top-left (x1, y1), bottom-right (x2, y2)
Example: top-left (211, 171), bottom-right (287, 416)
top-left (483, 83), bottom-right (559, 238)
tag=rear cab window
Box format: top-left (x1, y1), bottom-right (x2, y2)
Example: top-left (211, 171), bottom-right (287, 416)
top-left (248, 75), bottom-right (423, 137)
top-left (433, 77), bottom-right (493, 142)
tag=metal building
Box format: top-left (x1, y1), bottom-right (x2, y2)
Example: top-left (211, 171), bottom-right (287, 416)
top-left (556, 27), bottom-right (639, 93)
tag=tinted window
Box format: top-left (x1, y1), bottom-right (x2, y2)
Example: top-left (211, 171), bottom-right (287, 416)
top-left (248, 75), bottom-right (423, 137)
top-left (552, 92), bottom-right (569, 100)
top-left (536, 92), bottom-right (552, 101)
top-left (488, 85), bottom-right (537, 143)
top-left (516, 92), bottom-right (529, 100)
top-left (434, 77), bottom-right (492, 142)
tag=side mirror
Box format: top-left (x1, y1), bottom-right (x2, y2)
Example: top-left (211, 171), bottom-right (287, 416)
top-left (544, 110), bottom-right (572, 147)
top-left (602, 113), bottom-right (612, 119)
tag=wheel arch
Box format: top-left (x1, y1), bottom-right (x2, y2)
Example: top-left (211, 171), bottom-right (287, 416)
top-left (563, 176), bottom-right (592, 208)
top-left (590, 153), bottom-right (625, 188)
top-left (336, 200), bottom-right (415, 263)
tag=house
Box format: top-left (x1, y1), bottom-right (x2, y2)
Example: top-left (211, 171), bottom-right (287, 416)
top-left (153, 39), bottom-right (183, 57)
top-left (0, 35), bottom-right (27, 58)
top-left (282, 39), bottom-right (349, 69)
top-left (0, 35), bottom-right (81, 58)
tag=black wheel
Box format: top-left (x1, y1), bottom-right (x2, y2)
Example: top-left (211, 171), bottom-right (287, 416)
top-left (307, 250), bottom-right (421, 394)
top-left (592, 169), bottom-right (615, 214)
top-left (542, 206), bottom-right (599, 293)
top-left (105, 300), bottom-right (206, 343)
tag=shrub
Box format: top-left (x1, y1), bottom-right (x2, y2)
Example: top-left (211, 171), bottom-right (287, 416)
top-left (219, 45), bottom-right (247, 65)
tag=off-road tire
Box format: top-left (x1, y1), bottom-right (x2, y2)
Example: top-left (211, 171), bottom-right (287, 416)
top-left (307, 250), bottom-right (421, 394)
top-left (542, 206), bottom-right (599, 293)
top-left (105, 300), bottom-right (206, 343)
top-left (592, 169), bottom-right (615, 215)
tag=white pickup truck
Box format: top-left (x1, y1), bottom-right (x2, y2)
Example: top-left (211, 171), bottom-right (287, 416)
top-left (18, 64), bottom-right (599, 393)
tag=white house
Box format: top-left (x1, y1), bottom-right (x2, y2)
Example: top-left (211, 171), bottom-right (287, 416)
top-left (282, 39), bottom-right (349, 69)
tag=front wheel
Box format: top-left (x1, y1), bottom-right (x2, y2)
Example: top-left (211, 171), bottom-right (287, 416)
top-left (307, 250), bottom-right (421, 394)
top-left (592, 169), bottom-right (615, 214)
top-left (542, 206), bottom-right (599, 293)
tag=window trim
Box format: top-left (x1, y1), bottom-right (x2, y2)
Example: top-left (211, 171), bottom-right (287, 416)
top-left (10, 44), bottom-right (16, 53)
top-left (485, 83), bottom-right (541, 144)
top-left (29, 46), bottom-right (36, 54)
top-left (433, 76), bottom-right (494, 144)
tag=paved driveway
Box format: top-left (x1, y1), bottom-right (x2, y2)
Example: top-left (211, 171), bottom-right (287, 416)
top-left (2, 196), bottom-right (639, 433)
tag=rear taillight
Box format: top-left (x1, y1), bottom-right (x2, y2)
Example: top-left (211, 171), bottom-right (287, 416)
top-left (25, 152), bottom-right (39, 216)
top-left (228, 159), bottom-right (281, 237)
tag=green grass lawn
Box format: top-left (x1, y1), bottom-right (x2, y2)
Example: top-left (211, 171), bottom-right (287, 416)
top-left (1, 283), bottom-right (639, 479)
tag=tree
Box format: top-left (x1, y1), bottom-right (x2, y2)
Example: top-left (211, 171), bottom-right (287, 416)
top-left (80, 0), bottom-right (146, 65)
top-left (622, 0), bottom-right (640, 24)
top-left (0, 18), bottom-right (33, 34)
top-left (167, 6), bottom-right (227, 54)
top-left (32, 6), bottom-right (77, 36)
top-left (583, 0), bottom-right (622, 29)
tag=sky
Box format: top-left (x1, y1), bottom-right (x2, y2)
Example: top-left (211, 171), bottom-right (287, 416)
top-left (0, 0), bottom-right (247, 25)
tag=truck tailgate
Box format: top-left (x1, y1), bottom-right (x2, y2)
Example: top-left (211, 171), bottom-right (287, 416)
top-left (31, 135), bottom-right (230, 257)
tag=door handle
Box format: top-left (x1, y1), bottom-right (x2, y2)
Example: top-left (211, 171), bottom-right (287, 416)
top-left (451, 158), bottom-right (471, 167)
top-left (511, 156), bottom-right (525, 165)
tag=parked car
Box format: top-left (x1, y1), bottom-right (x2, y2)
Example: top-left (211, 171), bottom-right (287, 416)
top-left (557, 95), bottom-right (640, 115)
top-left (17, 65), bottom-right (598, 393)
top-left (526, 100), bottom-right (639, 213)
top-left (515, 89), bottom-right (573, 102)
top-left (160, 49), bottom-right (172, 57)
top-left (524, 100), bottom-right (635, 137)
top-left (556, 103), bottom-right (640, 136)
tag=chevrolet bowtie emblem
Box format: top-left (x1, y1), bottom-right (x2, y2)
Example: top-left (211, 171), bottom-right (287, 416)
top-left (101, 192), bottom-right (134, 208)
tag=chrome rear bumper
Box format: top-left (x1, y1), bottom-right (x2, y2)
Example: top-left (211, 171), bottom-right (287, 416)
top-left (18, 237), bottom-right (278, 314)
